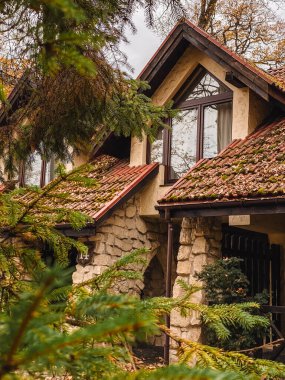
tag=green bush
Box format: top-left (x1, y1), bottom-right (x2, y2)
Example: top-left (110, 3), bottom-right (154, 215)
top-left (195, 258), bottom-right (269, 351)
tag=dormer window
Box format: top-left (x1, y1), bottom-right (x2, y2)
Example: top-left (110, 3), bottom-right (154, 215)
top-left (150, 67), bottom-right (233, 182)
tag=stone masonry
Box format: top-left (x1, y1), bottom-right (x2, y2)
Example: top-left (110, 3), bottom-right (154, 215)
top-left (170, 217), bottom-right (222, 360)
top-left (72, 194), bottom-right (172, 296)
top-left (72, 193), bottom-right (180, 347)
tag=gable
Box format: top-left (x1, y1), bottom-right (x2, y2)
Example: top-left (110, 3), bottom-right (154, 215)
top-left (139, 19), bottom-right (285, 106)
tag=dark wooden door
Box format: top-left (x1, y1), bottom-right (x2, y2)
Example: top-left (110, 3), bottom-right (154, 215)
top-left (222, 225), bottom-right (281, 307)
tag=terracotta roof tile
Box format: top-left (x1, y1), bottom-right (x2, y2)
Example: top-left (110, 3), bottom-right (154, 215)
top-left (158, 119), bottom-right (285, 205)
top-left (20, 155), bottom-right (158, 222)
top-left (268, 67), bottom-right (285, 90)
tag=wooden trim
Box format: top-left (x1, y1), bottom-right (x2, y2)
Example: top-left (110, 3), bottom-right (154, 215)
top-left (225, 72), bottom-right (247, 88)
top-left (179, 92), bottom-right (233, 109)
top-left (262, 306), bottom-right (285, 314)
top-left (146, 139), bottom-right (151, 165)
top-left (40, 160), bottom-right (47, 188)
top-left (196, 105), bottom-right (202, 162)
top-left (139, 22), bottom-right (285, 105)
top-left (18, 161), bottom-right (25, 187)
top-left (173, 65), bottom-right (206, 105)
top-left (174, 65), bottom-right (233, 108)
top-left (181, 27), bottom-right (270, 101)
top-left (164, 220), bottom-right (174, 365)
top-left (157, 198), bottom-right (285, 218)
top-left (95, 164), bottom-right (159, 225)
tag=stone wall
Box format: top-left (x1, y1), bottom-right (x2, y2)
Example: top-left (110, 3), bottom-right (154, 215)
top-left (72, 193), bottom-right (176, 297)
top-left (170, 217), bottom-right (222, 360)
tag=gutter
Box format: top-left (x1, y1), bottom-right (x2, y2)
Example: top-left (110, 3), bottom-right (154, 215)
top-left (156, 197), bottom-right (285, 218)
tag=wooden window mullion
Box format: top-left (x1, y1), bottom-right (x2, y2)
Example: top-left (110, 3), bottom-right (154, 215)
top-left (164, 119), bottom-right (173, 183)
top-left (179, 92), bottom-right (232, 109)
top-left (200, 104), bottom-right (205, 160)
top-left (196, 105), bottom-right (203, 161)
top-left (18, 161), bottom-right (25, 187)
top-left (40, 160), bottom-right (47, 188)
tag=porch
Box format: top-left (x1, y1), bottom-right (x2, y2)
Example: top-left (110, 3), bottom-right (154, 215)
top-left (161, 212), bottom-right (285, 363)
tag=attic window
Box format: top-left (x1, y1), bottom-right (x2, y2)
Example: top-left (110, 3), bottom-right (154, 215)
top-left (150, 67), bottom-right (233, 182)
top-left (19, 152), bottom-right (56, 187)
top-left (185, 72), bottom-right (230, 100)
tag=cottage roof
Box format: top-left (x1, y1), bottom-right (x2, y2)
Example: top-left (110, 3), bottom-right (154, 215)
top-left (268, 67), bottom-right (285, 89)
top-left (20, 155), bottom-right (158, 224)
top-left (158, 118), bottom-right (285, 207)
top-left (139, 19), bottom-right (285, 105)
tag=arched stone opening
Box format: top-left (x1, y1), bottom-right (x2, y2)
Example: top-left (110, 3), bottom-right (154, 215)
top-left (138, 254), bottom-right (166, 350)
top-left (141, 255), bottom-right (165, 299)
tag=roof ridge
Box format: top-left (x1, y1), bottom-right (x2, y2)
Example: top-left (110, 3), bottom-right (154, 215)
top-left (138, 18), bottom-right (285, 98)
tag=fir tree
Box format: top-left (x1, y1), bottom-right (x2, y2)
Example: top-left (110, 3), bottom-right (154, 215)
top-left (0, 166), bottom-right (284, 379)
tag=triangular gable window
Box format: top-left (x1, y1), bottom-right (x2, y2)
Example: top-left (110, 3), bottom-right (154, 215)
top-left (150, 66), bottom-right (233, 182)
top-left (184, 72), bottom-right (231, 101)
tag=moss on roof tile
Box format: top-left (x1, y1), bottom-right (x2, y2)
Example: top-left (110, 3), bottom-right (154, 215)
top-left (159, 118), bottom-right (285, 205)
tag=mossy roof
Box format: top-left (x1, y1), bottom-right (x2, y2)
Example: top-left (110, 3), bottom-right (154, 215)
top-left (20, 155), bottom-right (158, 222)
top-left (158, 118), bottom-right (285, 205)
top-left (267, 67), bottom-right (285, 91)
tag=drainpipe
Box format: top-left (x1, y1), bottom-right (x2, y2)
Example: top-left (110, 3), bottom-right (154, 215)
top-left (164, 210), bottom-right (173, 365)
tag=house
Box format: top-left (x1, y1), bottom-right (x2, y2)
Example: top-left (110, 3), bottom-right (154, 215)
top-left (1, 19), bottom-right (285, 361)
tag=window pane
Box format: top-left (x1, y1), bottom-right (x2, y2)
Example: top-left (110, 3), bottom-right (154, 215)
top-left (151, 129), bottom-right (164, 164)
top-left (45, 155), bottom-right (56, 184)
top-left (170, 109), bottom-right (198, 179)
top-left (186, 72), bottom-right (230, 100)
top-left (25, 152), bottom-right (42, 186)
top-left (203, 102), bottom-right (232, 158)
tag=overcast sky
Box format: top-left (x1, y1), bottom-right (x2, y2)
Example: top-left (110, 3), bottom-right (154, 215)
top-left (121, 3), bottom-right (285, 78)
top-left (120, 9), bottom-right (162, 78)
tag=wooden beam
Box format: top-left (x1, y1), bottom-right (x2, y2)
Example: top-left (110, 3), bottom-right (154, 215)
top-left (182, 30), bottom-right (270, 101)
top-left (225, 72), bottom-right (247, 88)
top-left (158, 202), bottom-right (285, 219)
top-left (164, 220), bottom-right (173, 365)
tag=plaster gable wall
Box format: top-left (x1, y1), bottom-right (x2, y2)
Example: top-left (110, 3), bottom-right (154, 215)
top-left (248, 90), bottom-right (271, 134)
top-left (130, 46), bottom-right (272, 167)
top-left (139, 165), bottom-right (172, 216)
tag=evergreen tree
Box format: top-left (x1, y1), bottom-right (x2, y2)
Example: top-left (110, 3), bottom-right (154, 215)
top-left (0, 0), bottom-right (183, 176)
top-left (0, 166), bottom-right (285, 379)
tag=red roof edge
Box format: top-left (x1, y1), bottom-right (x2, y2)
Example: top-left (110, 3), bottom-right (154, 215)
top-left (93, 162), bottom-right (159, 223)
top-left (137, 18), bottom-right (280, 91)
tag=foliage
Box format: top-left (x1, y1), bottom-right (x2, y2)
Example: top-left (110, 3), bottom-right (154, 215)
top-left (195, 258), bottom-right (270, 350)
top-left (195, 257), bottom-right (249, 304)
top-left (1, 252), bottom-right (285, 379)
top-left (0, 167), bottom-right (284, 378)
top-left (154, 0), bottom-right (285, 68)
top-left (0, 0), bottom-right (184, 177)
